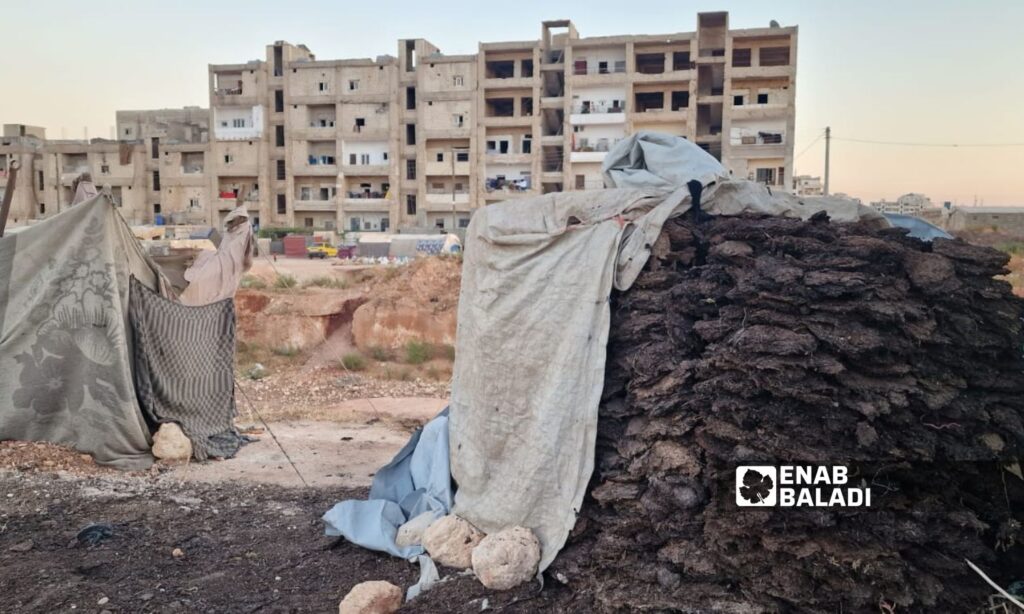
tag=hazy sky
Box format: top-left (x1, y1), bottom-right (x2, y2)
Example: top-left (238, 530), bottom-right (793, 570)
top-left (2, 0), bottom-right (1022, 205)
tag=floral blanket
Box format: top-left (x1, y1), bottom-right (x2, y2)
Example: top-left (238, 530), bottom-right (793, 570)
top-left (0, 196), bottom-right (166, 469)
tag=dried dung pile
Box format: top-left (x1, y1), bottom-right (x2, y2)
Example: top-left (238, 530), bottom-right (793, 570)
top-left (553, 213), bottom-right (1024, 612)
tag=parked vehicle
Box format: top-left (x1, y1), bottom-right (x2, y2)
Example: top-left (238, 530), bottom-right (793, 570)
top-left (306, 243), bottom-right (338, 259)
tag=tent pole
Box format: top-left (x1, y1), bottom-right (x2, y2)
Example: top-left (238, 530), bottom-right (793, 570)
top-left (0, 160), bottom-right (21, 237)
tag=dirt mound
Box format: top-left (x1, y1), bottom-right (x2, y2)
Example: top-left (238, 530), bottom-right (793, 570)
top-left (352, 257), bottom-right (461, 351)
top-left (364, 256), bottom-right (462, 313)
top-left (552, 214), bottom-right (1024, 612)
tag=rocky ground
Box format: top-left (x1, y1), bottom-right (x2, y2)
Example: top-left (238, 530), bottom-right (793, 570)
top-left (238, 368), bottom-right (449, 423)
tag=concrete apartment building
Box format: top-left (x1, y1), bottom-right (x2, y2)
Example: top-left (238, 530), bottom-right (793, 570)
top-left (207, 11), bottom-right (797, 232)
top-left (870, 193), bottom-right (934, 216)
top-left (3, 11), bottom-right (796, 233)
top-left (0, 108), bottom-right (209, 226)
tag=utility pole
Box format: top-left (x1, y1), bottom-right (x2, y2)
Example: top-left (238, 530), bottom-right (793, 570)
top-left (823, 126), bottom-right (831, 196)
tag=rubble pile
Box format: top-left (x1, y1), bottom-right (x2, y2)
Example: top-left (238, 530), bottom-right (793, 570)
top-left (554, 214), bottom-right (1024, 612)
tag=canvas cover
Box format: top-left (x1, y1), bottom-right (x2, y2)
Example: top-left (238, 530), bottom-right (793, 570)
top-left (129, 277), bottom-right (245, 460)
top-left (449, 133), bottom-right (890, 571)
top-left (178, 205), bottom-right (254, 306)
top-left (0, 196), bottom-right (169, 469)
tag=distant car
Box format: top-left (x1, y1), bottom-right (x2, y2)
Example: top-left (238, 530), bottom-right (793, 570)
top-left (306, 244), bottom-right (338, 259)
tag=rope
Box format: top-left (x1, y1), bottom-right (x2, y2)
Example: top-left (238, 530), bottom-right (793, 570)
top-left (234, 377), bottom-right (310, 487)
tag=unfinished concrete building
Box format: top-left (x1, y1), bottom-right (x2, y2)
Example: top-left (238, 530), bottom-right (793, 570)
top-left (207, 11), bottom-right (797, 232)
top-left (0, 108), bottom-right (210, 227)
top-left (4, 12), bottom-right (796, 232)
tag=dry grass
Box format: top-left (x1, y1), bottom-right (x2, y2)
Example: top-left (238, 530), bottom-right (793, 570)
top-left (273, 274), bottom-right (298, 289)
top-left (304, 276), bottom-right (350, 290)
top-left (340, 353), bottom-right (367, 371)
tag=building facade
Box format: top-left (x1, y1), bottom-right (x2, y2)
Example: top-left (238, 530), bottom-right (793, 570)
top-left (0, 108), bottom-right (209, 226)
top-left (792, 174), bottom-right (822, 196)
top-left (870, 193), bottom-right (934, 216)
top-left (3, 11), bottom-right (797, 232)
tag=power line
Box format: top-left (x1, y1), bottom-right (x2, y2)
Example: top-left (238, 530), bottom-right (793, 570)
top-left (831, 136), bottom-right (1024, 148)
top-left (794, 131), bottom-right (825, 160)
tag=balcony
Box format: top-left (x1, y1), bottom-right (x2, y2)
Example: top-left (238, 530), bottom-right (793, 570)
top-left (216, 191), bottom-right (259, 209)
top-left (182, 164), bottom-right (204, 175)
top-left (731, 132), bottom-right (785, 147)
top-left (485, 153), bottom-right (532, 165)
top-left (570, 138), bottom-right (622, 162)
top-left (303, 155), bottom-right (338, 176)
top-left (485, 177), bottom-right (531, 193)
top-left (571, 62), bottom-right (626, 76)
top-left (214, 125), bottom-right (262, 141)
top-left (483, 76), bottom-right (535, 90)
top-left (340, 163), bottom-right (389, 176)
top-left (342, 196), bottom-right (391, 211)
top-left (293, 200), bottom-right (337, 212)
top-left (214, 87), bottom-right (243, 96)
top-left (730, 65), bottom-right (794, 80)
top-left (425, 192), bottom-right (471, 209)
top-left (628, 109), bottom-right (688, 124)
top-left (569, 102), bottom-right (626, 125)
top-left (729, 102), bottom-right (789, 120)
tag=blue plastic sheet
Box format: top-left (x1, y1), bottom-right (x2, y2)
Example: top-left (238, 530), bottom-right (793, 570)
top-left (322, 409), bottom-right (452, 558)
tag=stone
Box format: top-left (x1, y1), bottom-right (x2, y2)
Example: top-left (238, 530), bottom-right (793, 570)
top-left (337, 580), bottom-right (402, 614)
top-left (152, 423), bottom-right (193, 461)
top-left (470, 526), bottom-right (540, 591)
top-left (8, 540), bottom-right (33, 552)
top-left (395, 511), bottom-right (436, 548)
top-left (171, 548), bottom-right (184, 558)
top-left (421, 515), bottom-right (484, 569)
top-left (246, 363), bottom-right (269, 380)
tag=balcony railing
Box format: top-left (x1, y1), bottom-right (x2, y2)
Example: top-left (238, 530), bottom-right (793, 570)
top-left (346, 191), bottom-right (388, 199)
top-left (572, 138), bottom-right (622, 153)
top-left (214, 87), bottom-right (243, 96)
top-left (571, 103), bottom-right (626, 114)
top-left (572, 63), bottom-right (626, 76)
top-left (485, 177), bottom-right (531, 192)
top-left (308, 155), bottom-right (336, 165)
top-left (310, 120), bottom-right (336, 128)
top-left (182, 165), bottom-right (204, 175)
top-left (218, 190), bottom-right (259, 201)
top-left (737, 132), bottom-right (785, 146)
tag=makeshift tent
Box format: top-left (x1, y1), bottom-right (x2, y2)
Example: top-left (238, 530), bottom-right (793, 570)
top-left (0, 195), bottom-right (247, 468)
top-left (0, 196), bottom-right (171, 469)
top-left (449, 132), bottom-right (890, 571)
top-left (324, 132), bottom-right (893, 574)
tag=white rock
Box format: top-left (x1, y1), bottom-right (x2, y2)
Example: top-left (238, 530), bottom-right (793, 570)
top-left (152, 423), bottom-right (192, 460)
top-left (471, 526), bottom-right (540, 591)
top-left (395, 511), bottom-right (436, 548)
top-left (421, 515), bottom-right (484, 569)
top-left (338, 581), bottom-right (402, 614)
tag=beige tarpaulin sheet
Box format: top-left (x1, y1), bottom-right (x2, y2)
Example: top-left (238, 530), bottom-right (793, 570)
top-left (178, 205), bottom-right (254, 306)
top-left (0, 195), bottom-right (171, 469)
top-left (449, 133), bottom-right (887, 571)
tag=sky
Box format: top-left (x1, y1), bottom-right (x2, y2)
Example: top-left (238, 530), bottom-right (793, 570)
top-left (1, 0), bottom-right (1022, 205)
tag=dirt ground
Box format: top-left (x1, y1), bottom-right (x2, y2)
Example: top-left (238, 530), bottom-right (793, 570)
top-left (0, 464), bottom-right (580, 613)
